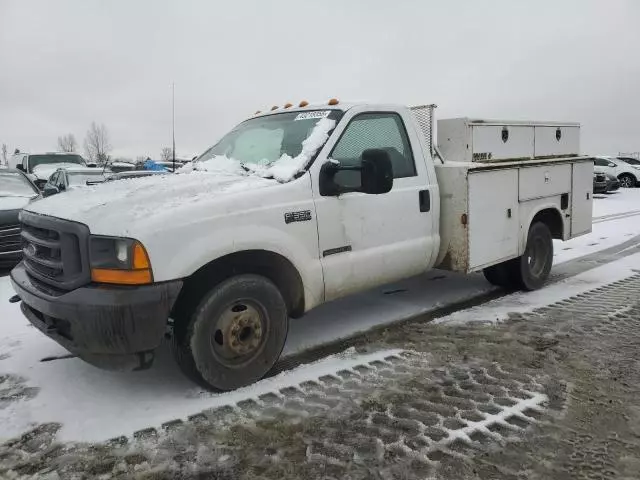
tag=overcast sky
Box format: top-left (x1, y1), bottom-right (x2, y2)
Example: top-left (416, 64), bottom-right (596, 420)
top-left (1, 0), bottom-right (639, 159)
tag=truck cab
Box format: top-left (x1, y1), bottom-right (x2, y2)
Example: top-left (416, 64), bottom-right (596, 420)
top-left (10, 100), bottom-right (592, 391)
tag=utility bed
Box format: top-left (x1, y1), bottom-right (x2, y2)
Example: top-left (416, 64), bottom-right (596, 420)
top-left (434, 156), bottom-right (593, 273)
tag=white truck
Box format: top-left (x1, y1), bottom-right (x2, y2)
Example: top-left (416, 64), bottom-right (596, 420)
top-left (10, 101), bottom-right (593, 391)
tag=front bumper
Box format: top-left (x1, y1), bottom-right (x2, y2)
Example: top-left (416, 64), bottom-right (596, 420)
top-left (593, 181), bottom-right (608, 193)
top-left (10, 262), bottom-right (182, 370)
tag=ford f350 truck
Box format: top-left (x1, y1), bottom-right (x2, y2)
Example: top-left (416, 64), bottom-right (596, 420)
top-left (9, 101), bottom-right (593, 391)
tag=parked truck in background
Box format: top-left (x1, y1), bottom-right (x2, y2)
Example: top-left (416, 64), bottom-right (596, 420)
top-left (10, 100), bottom-right (593, 391)
top-left (7, 152), bottom-right (89, 190)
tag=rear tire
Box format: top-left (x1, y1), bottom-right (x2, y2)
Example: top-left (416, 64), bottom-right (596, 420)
top-left (619, 174), bottom-right (636, 189)
top-left (173, 274), bottom-right (288, 391)
top-left (483, 262), bottom-right (512, 288)
top-left (511, 222), bottom-right (553, 291)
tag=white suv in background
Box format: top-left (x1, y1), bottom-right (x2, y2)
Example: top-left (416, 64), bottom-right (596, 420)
top-left (593, 156), bottom-right (639, 188)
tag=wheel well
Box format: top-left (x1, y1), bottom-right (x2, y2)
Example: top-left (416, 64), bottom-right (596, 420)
top-left (171, 250), bottom-right (305, 323)
top-left (532, 208), bottom-right (563, 239)
top-left (618, 172), bottom-right (637, 180)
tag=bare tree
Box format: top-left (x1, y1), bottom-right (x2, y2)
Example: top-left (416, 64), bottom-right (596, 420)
top-left (83, 122), bottom-right (112, 165)
top-left (1, 144), bottom-right (7, 166)
top-left (160, 147), bottom-right (173, 162)
top-left (57, 134), bottom-right (77, 152)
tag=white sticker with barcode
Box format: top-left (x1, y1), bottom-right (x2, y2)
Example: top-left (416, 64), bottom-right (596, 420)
top-left (294, 111), bottom-right (331, 121)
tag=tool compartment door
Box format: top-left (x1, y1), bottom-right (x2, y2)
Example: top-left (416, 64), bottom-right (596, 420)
top-left (571, 161), bottom-right (593, 237)
top-left (468, 169), bottom-right (519, 270)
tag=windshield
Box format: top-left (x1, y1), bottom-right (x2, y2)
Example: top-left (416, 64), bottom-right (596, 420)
top-left (0, 171), bottom-right (38, 197)
top-left (29, 154), bottom-right (85, 170)
top-left (67, 172), bottom-right (107, 186)
top-left (194, 110), bottom-right (343, 182)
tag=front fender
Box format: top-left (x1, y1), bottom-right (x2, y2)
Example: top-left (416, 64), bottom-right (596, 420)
top-left (145, 224), bottom-right (325, 311)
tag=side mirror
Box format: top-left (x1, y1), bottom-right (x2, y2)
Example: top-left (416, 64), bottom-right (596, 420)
top-left (319, 148), bottom-right (394, 196)
top-left (360, 149), bottom-right (393, 194)
top-left (608, 162), bottom-right (616, 168)
top-left (42, 185), bottom-right (59, 197)
top-left (16, 164), bottom-right (25, 172)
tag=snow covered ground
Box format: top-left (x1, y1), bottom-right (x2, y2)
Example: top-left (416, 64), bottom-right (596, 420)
top-left (1, 190), bottom-right (640, 442)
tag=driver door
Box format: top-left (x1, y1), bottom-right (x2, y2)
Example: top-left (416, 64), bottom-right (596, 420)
top-left (311, 107), bottom-right (436, 302)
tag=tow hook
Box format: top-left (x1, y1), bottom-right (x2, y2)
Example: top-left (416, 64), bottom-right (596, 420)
top-left (9, 295), bottom-right (20, 304)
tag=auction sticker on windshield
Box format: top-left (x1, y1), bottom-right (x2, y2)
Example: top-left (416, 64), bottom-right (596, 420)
top-left (294, 111), bottom-right (331, 121)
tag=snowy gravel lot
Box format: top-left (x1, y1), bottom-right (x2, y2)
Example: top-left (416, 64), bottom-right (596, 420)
top-left (1, 190), bottom-right (640, 479)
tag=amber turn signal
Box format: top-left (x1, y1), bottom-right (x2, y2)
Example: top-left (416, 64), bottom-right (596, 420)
top-left (91, 268), bottom-right (152, 285)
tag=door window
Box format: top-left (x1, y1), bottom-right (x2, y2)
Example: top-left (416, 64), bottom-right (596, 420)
top-left (594, 158), bottom-right (613, 167)
top-left (329, 113), bottom-right (416, 188)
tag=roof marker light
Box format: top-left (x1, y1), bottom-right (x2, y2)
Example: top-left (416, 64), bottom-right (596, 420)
top-left (299, 100), bottom-right (309, 107)
top-left (328, 98), bottom-right (339, 105)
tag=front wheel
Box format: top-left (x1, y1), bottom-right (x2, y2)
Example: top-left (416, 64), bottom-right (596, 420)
top-left (619, 174), bottom-right (636, 189)
top-left (511, 222), bottom-right (553, 291)
top-left (173, 274), bottom-right (289, 391)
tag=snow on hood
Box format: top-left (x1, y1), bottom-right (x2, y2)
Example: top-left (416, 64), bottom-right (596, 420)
top-left (0, 196), bottom-right (32, 211)
top-left (25, 169), bottom-right (278, 236)
top-left (31, 163), bottom-right (85, 179)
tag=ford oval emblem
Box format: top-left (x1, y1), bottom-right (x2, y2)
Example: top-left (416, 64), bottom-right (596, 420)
top-left (26, 243), bottom-right (36, 257)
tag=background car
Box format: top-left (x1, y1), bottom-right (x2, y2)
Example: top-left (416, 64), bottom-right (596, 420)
top-left (616, 156), bottom-right (640, 166)
top-left (7, 152), bottom-right (89, 189)
top-left (604, 171), bottom-right (620, 192)
top-left (593, 156), bottom-right (639, 188)
top-left (0, 169), bottom-right (40, 268)
top-left (106, 170), bottom-right (167, 181)
top-left (593, 171), bottom-right (608, 194)
top-left (42, 167), bottom-right (110, 197)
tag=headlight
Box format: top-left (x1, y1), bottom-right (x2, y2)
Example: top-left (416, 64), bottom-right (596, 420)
top-left (89, 236), bottom-right (152, 285)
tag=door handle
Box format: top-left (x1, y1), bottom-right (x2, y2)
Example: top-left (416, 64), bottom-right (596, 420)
top-left (419, 190), bottom-right (430, 213)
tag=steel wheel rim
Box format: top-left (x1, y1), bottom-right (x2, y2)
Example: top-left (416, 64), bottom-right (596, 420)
top-left (210, 299), bottom-right (268, 367)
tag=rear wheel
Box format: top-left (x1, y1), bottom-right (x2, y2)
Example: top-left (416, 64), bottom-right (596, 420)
top-left (483, 262), bottom-right (513, 288)
top-left (619, 174), bottom-right (636, 189)
top-left (173, 274), bottom-right (289, 391)
top-left (511, 222), bottom-right (553, 291)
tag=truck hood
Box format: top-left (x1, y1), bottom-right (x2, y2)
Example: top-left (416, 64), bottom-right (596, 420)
top-left (23, 171), bottom-right (279, 236)
top-left (0, 196), bottom-right (32, 211)
top-left (32, 163), bottom-right (85, 180)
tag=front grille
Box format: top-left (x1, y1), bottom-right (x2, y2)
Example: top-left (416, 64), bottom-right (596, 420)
top-left (21, 224), bottom-right (63, 278)
top-left (20, 211), bottom-right (90, 290)
top-left (0, 224), bottom-right (21, 254)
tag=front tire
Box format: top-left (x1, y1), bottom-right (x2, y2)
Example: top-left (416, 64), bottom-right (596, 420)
top-left (173, 274), bottom-right (288, 391)
top-left (512, 222), bottom-right (553, 291)
top-left (619, 174), bottom-right (636, 189)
